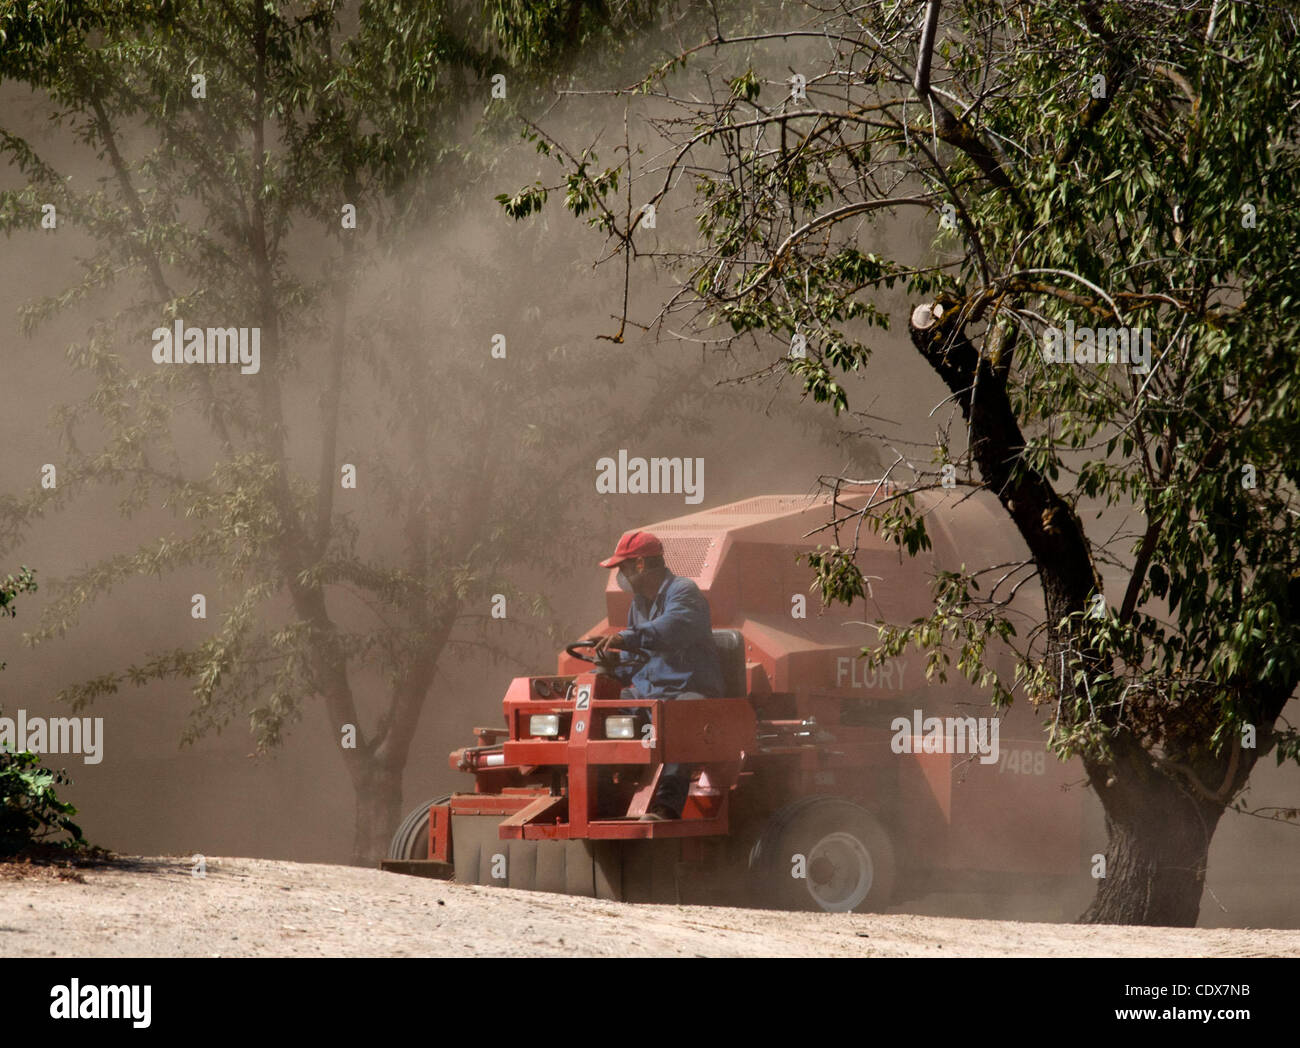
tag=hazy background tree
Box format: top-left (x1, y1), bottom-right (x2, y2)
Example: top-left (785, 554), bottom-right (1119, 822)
top-left (0, 0), bottom-right (738, 862)
top-left (0, 0), bottom-right (872, 864)
top-left (505, 0), bottom-right (1300, 924)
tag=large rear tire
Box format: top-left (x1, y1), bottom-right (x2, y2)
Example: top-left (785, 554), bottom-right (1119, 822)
top-left (748, 797), bottom-right (895, 913)
top-left (387, 796), bottom-right (451, 862)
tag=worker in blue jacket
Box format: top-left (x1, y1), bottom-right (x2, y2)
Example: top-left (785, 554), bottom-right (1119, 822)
top-left (587, 530), bottom-right (724, 821)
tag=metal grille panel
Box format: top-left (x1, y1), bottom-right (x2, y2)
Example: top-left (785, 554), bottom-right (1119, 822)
top-left (663, 536), bottom-right (714, 578)
top-left (715, 495), bottom-right (828, 514)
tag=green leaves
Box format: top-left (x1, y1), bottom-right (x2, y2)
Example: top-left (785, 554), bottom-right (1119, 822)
top-left (0, 736), bottom-right (85, 855)
top-left (727, 69), bottom-right (761, 103)
top-left (0, 566), bottom-right (37, 618)
top-left (495, 182), bottom-right (547, 219)
top-left (560, 159), bottom-right (620, 228)
top-left (801, 546), bottom-right (867, 605)
top-left (0, 566), bottom-right (37, 671)
top-left (786, 357), bottom-right (849, 414)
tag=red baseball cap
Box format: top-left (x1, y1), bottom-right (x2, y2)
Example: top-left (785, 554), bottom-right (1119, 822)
top-left (599, 530), bottom-right (664, 568)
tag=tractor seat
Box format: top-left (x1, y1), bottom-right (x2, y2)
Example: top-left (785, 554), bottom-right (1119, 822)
top-left (712, 629), bottom-right (747, 698)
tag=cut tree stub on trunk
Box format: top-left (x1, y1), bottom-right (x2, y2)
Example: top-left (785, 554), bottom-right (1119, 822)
top-left (911, 301), bottom-right (944, 330)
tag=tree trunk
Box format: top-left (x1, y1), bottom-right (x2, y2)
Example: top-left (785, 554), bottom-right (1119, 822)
top-left (1080, 746), bottom-right (1225, 926)
top-left (908, 300), bottom-right (1238, 927)
top-left (349, 756), bottom-right (404, 866)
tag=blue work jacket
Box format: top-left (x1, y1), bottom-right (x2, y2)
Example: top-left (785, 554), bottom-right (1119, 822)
top-left (615, 571), bottom-right (725, 698)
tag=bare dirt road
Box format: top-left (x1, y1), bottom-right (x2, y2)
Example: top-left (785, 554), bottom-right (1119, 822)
top-left (2, 856), bottom-right (1296, 958)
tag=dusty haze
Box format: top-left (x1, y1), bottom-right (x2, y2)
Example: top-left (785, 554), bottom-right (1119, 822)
top-left (0, 16), bottom-right (1296, 931)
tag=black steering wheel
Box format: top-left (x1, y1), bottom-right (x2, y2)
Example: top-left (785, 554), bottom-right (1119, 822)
top-left (565, 639), bottom-right (649, 670)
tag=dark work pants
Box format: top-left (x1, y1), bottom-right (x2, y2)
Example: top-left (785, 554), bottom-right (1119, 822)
top-left (619, 687), bottom-right (705, 817)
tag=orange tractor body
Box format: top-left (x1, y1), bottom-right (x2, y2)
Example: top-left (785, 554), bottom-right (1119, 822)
top-left (386, 488), bottom-right (1089, 911)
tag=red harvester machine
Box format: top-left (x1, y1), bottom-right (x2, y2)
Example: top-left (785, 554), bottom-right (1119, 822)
top-left (383, 486), bottom-right (1093, 912)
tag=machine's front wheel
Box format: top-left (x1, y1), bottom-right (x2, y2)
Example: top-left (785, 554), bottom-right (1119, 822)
top-left (387, 796), bottom-right (451, 862)
top-left (748, 797), bottom-right (895, 913)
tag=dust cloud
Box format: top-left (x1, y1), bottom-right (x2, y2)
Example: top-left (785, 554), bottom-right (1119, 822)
top-left (0, 15), bottom-right (1295, 930)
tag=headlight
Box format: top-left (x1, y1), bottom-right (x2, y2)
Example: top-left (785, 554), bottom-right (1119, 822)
top-left (605, 715), bottom-right (637, 739)
top-left (529, 714), bottom-right (560, 737)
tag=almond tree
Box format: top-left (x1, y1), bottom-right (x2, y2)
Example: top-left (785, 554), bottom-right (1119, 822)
top-left (506, 0), bottom-right (1300, 923)
top-left (0, 0), bottom-right (724, 862)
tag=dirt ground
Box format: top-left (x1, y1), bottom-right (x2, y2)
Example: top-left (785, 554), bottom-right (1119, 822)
top-left (1, 855), bottom-right (1297, 957)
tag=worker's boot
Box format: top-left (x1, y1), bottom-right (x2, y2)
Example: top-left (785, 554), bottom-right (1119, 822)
top-left (638, 762), bottom-right (689, 821)
top-left (639, 802), bottom-right (679, 822)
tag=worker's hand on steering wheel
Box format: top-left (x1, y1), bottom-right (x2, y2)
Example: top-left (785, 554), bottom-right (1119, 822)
top-left (591, 633), bottom-right (625, 657)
